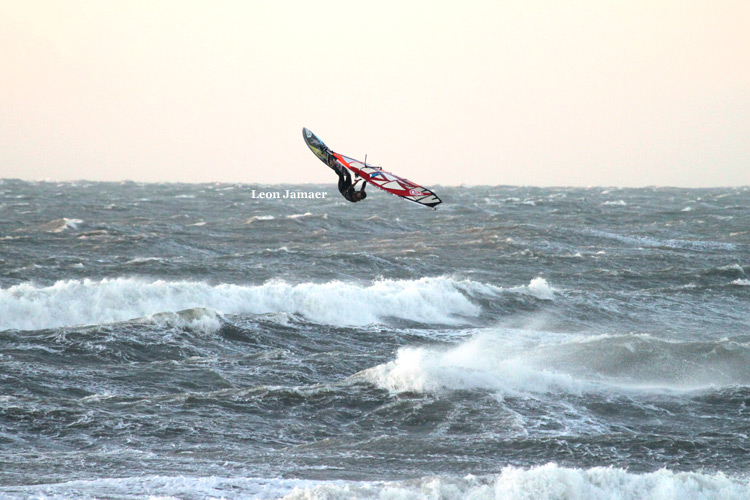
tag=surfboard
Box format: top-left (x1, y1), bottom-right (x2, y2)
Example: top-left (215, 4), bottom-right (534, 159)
top-left (302, 127), bottom-right (335, 168)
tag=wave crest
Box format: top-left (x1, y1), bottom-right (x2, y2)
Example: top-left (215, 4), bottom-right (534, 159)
top-left (144, 307), bottom-right (224, 335)
top-left (283, 464), bottom-right (749, 500)
top-left (0, 277), bottom-right (484, 331)
top-left (360, 330), bottom-right (750, 396)
top-left (5, 465), bottom-right (746, 500)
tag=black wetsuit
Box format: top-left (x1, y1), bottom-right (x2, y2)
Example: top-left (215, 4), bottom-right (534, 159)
top-left (336, 163), bottom-right (367, 203)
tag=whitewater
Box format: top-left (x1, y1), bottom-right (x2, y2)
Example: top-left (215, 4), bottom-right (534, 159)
top-left (1, 180), bottom-right (749, 499)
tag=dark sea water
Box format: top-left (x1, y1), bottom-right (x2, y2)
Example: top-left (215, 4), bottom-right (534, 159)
top-left (1, 179), bottom-right (749, 499)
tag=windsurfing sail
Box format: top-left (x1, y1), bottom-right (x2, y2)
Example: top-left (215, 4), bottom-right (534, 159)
top-left (302, 127), bottom-right (442, 209)
top-left (332, 153), bottom-right (442, 208)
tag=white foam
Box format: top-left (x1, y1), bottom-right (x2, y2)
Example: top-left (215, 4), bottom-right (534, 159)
top-left (281, 465), bottom-right (750, 500)
top-left (506, 277), bottom-right (556, 301)
top-left (525, 277), bottom-right (556, 300)
top-left (454, 277), bottom-right (556, 302)
top-left (246, 215), bottom-right (276, 223)
top-left (0, 475), bottom-right (322, 500)
top-left (145, 308), bottom-right (224, 335)
top-left (125, 257), bottom-right (166, 266)
top-left (38, 218), bottom-right (84, 233)
top-left (6, 466), bottom-right (746, 500)
top-left (359, 329), bottom-right (585, 397)
top-left (732, 279), bottom-right (750, 286)
top-left (0, 277), bottom-right (482, 331)
top-left (359, 328), bottom-right (750, 397)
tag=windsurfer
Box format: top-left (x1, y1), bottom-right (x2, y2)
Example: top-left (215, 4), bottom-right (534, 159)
top-left (330, 154), bottom-right (367, 203)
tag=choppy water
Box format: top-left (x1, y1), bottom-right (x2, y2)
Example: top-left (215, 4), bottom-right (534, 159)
top-left (1, 179), bottom-right (749, 499)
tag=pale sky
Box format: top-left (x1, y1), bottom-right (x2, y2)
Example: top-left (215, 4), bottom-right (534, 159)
top-left (1, 0), bottom-right (749, 187)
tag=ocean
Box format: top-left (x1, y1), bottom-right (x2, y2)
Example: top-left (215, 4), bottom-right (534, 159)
top-left (1, 179), bottom-right (749, 499)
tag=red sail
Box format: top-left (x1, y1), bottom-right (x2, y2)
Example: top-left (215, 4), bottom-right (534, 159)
top-left (333, 153), bottom-right (442, 209)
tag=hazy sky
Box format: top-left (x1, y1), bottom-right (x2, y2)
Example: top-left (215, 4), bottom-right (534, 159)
top-left (2, 0), bottom-right (749, 187)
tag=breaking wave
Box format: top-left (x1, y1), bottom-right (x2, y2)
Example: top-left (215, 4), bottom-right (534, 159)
top-left (26, 217), bottom-right (84, 233)
top-left (3, 465), bottom-right (747, 500)
top-left (0, 276), bottom-right (490, 331)
top-left (360, 329), bottom-right (750, 396)
top-left (0, 276), bottom-right (561, 332)
top-left (142, 307), bottom-right (225, 335)
top-left (281, 465), bottom-right (749, 500)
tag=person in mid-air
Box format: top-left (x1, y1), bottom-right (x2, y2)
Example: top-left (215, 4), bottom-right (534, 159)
top-left (329, 154), bottom-right (367, 203)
